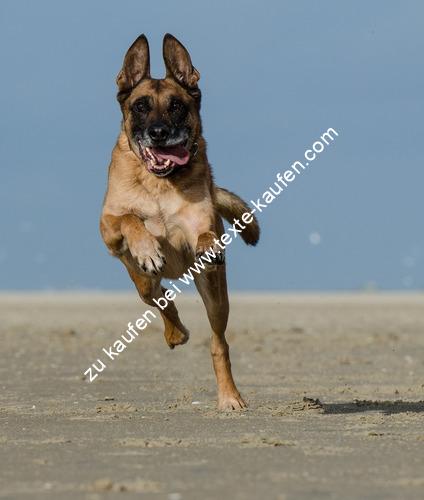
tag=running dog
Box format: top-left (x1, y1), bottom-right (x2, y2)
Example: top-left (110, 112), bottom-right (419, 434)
top-left (100, 34), bottom-right (260, 410)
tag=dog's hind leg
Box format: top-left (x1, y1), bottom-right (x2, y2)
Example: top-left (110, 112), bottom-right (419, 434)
top-left (122, 257), bottom-right (189, 349)
top-left (194, 267), bottom-right (247, 410)
top-left (158, 290), bottom-right (190, 349)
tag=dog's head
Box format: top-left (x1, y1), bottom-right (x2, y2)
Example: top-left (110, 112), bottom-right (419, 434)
top-left (116, 34), bottom-right (202, 177)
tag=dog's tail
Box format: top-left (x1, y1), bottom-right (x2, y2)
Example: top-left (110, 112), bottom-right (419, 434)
top-left (215, 187), bottom-right (260, 246)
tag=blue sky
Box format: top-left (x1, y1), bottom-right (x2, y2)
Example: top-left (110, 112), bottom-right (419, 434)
top-left (0, 0), bottom-right (422, 290)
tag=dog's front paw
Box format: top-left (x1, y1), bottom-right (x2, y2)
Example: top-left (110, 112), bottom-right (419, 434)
top-left (129, 236), bottom-right (166, 275)
top-left (195, 231), bottom-right (225, 265)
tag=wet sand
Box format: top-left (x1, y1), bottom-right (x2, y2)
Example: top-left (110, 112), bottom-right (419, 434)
top-left (0, 292), bottom-right (423, 499)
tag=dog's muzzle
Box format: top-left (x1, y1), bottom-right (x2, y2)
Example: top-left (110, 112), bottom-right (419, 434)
top-left (138, 141), bottom-right (197, 177)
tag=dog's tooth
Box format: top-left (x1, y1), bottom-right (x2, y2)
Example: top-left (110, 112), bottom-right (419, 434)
top-left (165, 159), bottom-right (171, 167)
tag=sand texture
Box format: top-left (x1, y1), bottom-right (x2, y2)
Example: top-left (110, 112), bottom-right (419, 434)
top-left (0, 292), bottom-right (423, 499)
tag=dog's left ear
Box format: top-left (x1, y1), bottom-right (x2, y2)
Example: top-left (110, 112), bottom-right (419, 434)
top-left (163, 34), bottom-right (200, 95)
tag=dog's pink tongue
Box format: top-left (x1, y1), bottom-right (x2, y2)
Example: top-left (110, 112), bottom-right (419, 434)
top-left (152, 145), bottom-right (190, 166)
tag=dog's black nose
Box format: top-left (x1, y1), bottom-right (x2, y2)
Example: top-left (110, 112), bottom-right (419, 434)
top-left (148, 124), bottom-right (170, 143)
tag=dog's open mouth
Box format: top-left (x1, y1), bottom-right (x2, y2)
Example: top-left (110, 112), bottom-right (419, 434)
top-left (138, 142), bottom-right (190, 177)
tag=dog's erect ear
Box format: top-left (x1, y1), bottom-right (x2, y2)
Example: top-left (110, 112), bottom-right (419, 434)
top-left (117, 34), bottom-right (150, 103)
top-left (163, 34), bottom-right (200, 92)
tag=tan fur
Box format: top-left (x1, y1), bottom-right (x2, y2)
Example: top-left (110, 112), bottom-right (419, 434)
top-left (215, 187), bottom-right (260, 245)
top-left (100, 34), bottom-right (259, 410)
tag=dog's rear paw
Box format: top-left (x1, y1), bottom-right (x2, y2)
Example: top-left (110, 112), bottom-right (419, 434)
top-left (165, 324), bottom-right (189, 349)
top-left (217, 393), bottom-right (247, 411)
top-left (195, 231), bottom-right (225, 266)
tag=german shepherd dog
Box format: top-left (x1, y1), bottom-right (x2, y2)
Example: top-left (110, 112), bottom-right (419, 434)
top-left (100, 34), bottom-right (260, 410)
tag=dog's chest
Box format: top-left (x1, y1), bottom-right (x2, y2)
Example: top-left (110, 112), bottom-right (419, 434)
top-left (132, 185), bottom-right (212, 242)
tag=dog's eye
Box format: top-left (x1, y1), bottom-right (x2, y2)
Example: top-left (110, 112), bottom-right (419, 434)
top-left (133, 99), bottom-right (150, 114)
top-left (169, 99), bottom-right (184, 114)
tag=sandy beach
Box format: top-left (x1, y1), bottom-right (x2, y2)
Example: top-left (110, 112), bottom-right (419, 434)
top-left (0, 292), bottom-right (423, 499)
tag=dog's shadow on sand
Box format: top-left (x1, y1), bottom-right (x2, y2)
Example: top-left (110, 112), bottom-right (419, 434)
top-left (321, 400), bottom-right (424, 415)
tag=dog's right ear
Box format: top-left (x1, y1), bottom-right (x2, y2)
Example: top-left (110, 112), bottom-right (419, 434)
top-left (116, 34), bottom-right (150, 104)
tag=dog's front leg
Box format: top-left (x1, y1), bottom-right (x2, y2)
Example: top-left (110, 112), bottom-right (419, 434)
top-left (101, 213), bottom-right (188, 348)
top-left (195, 231), bottom-right (225, 265)
top-left (100, 213), bottom-right (165, 275)
top-left (182, 214), bottom-right (225, 266)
